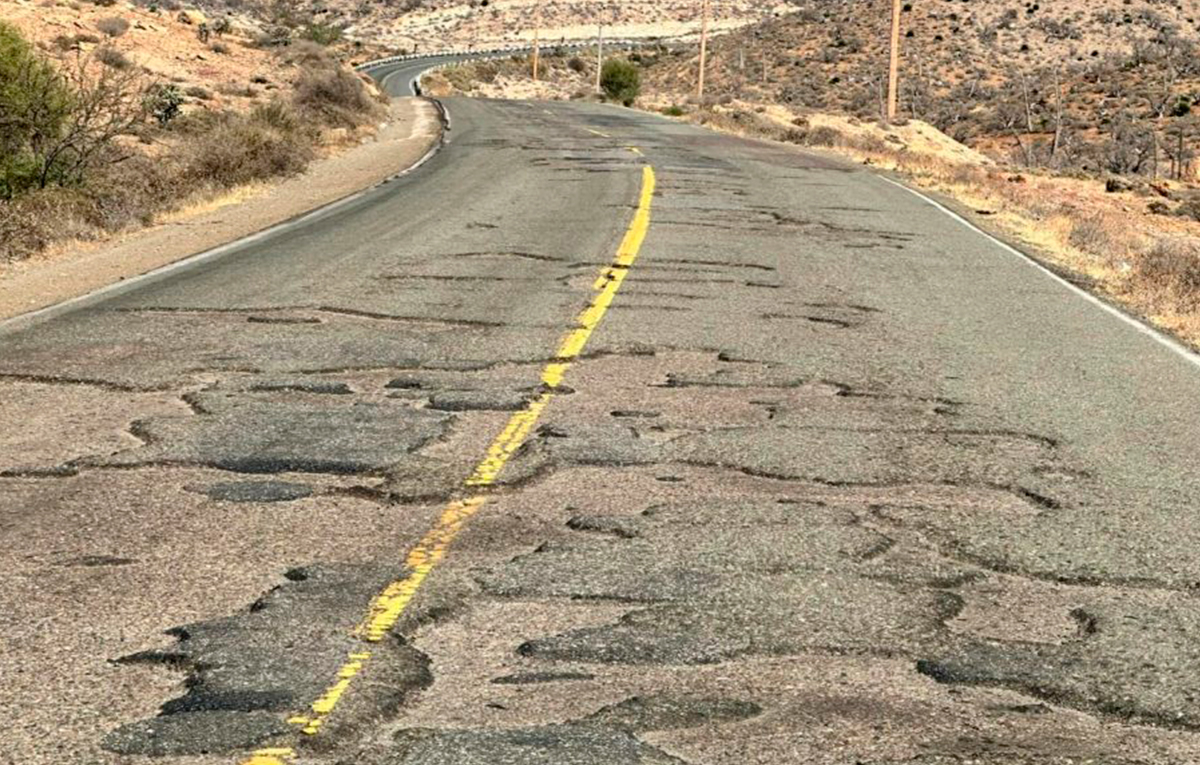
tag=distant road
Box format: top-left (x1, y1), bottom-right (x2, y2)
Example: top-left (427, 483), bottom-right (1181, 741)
top-left (4, 78), bottom-right (1200, 765)
top-left (363, 53), bottom-right (473, 97)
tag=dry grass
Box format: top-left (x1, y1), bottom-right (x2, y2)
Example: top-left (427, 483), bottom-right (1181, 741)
top-left (155, 182), bottom-right (271, 224)
top-left (94, 15), bottom-right (129, 37)
top-left (181, 109), bottom-right (315, 190)
top-left (1136, 239), bottom-right (1200, 315)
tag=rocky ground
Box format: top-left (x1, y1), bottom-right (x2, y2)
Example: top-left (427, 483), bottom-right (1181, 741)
top-left (2, 0), bottom-right (286, 113)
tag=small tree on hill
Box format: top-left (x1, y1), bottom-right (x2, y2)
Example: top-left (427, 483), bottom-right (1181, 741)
top-left (601, 59), bottom-right (640, 106)
top-left (0, 22), bottom-right (73, 198)
top-left (0, 23), bottom-right (150, 198)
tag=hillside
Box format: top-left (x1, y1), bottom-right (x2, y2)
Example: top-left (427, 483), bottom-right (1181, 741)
top-left (349, 0), bottom-right (794, 51)
top-left (644, 0), bottom-right (1200, 178)
top-left (1, 0), bottom-right (289, 112)
top-left (174, 0), bottom-right (795, 52)
top-left (0, 1), bottom-right (388, 265)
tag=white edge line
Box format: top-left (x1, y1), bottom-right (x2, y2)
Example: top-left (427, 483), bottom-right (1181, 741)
top-left (0, 115), bottom-right (447, 336)
top-left (879, 175), bottom-right (1200, 371)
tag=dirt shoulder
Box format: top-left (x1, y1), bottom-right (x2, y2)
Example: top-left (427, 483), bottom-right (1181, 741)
top-left (0, 97), bottom-right (441, 321)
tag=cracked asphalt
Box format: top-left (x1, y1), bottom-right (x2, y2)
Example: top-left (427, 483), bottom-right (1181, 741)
top-left (4, 95), bottom-right (1200, 764)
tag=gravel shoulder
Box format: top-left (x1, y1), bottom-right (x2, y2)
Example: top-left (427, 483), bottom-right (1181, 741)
top-left (0, 97), bottom-right (442, 322)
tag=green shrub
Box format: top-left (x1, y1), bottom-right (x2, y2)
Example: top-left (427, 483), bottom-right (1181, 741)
top-left (600, 59), bottom-right (640, 106)
top-left (301, 22), bottom-right (343, 46)
top-left (251, 98), bottom-right (306, 135)
top-left (0, 22), bottom-right (73, 199)
top-left (662, 104), bottom-right (686, 117)
top-left (145, 83), bottom-right (183, 125)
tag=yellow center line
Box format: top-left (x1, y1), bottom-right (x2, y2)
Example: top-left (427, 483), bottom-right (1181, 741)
top-left (238, 161), bottom-right (657, 765)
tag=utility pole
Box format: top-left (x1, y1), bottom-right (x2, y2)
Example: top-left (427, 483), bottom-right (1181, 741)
top-left (697, 0), bottom-right (710, 99)
top-left (887, 0), bottom-right (901, 122)
top-left (596, 23), bottom-right (604, 94)
top-left (531, 0), bottom-right (541, 81)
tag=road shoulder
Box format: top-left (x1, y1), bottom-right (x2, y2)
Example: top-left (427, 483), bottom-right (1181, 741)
top-left (0, 98), bottom-right (443, 322)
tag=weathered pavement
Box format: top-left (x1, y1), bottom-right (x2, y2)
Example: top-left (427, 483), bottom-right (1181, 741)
top-left (4, 97), bottom-right (1200, 764)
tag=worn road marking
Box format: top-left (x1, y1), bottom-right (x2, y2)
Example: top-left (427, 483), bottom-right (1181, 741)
top-left (585, 128), bottom-right (611, 138)
top-left (239, 162), bottom-right (656, 764)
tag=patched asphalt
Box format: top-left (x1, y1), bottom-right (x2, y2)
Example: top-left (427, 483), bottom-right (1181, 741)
top-left (4, 96), bottom-right (1200, 765)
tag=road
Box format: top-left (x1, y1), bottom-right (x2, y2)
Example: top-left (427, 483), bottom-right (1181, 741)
top-left (365, 54), bottom-right (470, 97)
top-left (3, 91), bottom-right (1200, 765)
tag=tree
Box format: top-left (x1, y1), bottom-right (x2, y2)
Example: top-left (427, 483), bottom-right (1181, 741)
top-left (0, 22), bottom-right (72, 197)
top-left (0, 24), bottom-right (150, 198)
top-left (600, 59), bottom-right (640, 106)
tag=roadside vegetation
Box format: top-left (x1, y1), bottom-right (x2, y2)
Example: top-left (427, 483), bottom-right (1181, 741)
top-left (426, 47), bottom-right (645, 107)
top-left (600, 59), bottom-right (640, 107)
top-left (0, 13), bottom-right (383, 265)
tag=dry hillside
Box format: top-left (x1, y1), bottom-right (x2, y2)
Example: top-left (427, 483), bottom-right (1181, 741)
top-left (349, 0), bottom-right (794, 51)
top-left (645, 0), bottom-right (1200, 178)
top-left (178, 0), bottom-right (795, 51)
top-left (1, 0), bottom-right (290, 111)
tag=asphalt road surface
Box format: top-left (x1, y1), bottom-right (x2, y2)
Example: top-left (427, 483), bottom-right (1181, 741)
top-left (366, 54), bottom-right (469, 97)
top-left (4, 92), bottom-right (1200, 765)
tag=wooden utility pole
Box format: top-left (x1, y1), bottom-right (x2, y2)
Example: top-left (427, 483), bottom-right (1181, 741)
top-left (697, 0), bottom-right (710, 99)
top-left (596, 23), bottom-right (604, 94)
top-left (887, 0), bottom-right (901, 122)
top-left (531, 0), bottom-right (541, 81)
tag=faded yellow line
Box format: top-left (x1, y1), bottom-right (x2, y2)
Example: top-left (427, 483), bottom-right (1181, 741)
top-left (585, 128), bottom-right (611, 138)
top-left (239, 162), bottom-right (656, 765)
